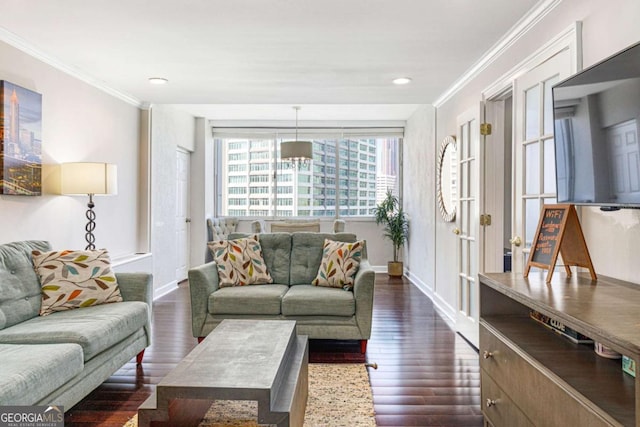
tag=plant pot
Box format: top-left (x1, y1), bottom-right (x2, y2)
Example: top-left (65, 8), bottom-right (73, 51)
top-left (388, 261), bottom-right (404, 277)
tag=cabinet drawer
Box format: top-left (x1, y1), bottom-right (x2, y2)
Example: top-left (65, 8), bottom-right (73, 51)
top-left (481, 370), bottom-right (534, 427)
top-left (480, 323), bottom-right (617, 427)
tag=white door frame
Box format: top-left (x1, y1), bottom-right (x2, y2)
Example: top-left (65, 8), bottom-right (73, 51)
top-left (481, 22), bottom-right (582, 272)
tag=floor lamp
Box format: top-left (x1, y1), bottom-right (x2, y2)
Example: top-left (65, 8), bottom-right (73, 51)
top-left (60, 162), bottom-right (118, 250)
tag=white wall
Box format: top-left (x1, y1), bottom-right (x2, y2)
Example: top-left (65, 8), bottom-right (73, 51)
top-left (149, 105), bottom-right (195, 296)
top-left (0, 40), bottom-right (142, 257)
top-left (404, 0), bottom-right (640, 316)
top-left (402, 106), bottom-right (438, 297)
top-left (190, 117), bottom-right (215, 267)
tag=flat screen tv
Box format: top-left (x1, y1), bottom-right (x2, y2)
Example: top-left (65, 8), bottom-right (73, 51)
top-left (553, 41), bottom-right (640, 209)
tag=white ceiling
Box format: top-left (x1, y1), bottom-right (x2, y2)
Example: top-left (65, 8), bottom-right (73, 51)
top-left (0, 0), bottom-right (540, 120)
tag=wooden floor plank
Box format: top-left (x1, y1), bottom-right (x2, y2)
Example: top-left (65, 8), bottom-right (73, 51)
top-left (64, 274), bottom-right (482, 426)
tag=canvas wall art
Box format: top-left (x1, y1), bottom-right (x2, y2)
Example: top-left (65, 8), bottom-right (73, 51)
top-left (0, 80), bottom-right (42, 196)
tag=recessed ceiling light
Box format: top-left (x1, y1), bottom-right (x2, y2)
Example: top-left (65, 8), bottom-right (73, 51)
top-left (393, 77), bottom-right (412, 85)
top-left (148, 77), bottom-right (168, 85)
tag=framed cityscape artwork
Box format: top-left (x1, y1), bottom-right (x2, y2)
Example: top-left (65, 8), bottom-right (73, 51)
top-left (0, 80), bottom-right (42, 196)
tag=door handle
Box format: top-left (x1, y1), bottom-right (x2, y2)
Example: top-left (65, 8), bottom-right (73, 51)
top-left (185, 218), bottom-right (191, 223)
top-left (509, 236), bottom-right (522, 246)
top-left (453, 228), bottom-right (461, 235)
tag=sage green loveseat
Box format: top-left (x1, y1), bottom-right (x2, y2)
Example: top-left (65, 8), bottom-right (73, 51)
top-left (188, 232), bottom-right (375, 352)
top-left (0, 240), bottom-right (152, 410)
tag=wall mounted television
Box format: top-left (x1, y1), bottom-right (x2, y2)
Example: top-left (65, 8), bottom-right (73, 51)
top-left (553, 41), bottom-right (640, 209)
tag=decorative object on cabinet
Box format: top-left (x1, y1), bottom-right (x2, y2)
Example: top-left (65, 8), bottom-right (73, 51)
top-left (373, 189), bottom-right (409, 277)
top-left (524, 204), bottom-right (596, 283)
top-left (594, 342), bottom-right (622, 359)
top-left (60, 162), bottom-right (118, 250)
top-left (0, 81), bottom-right (42, 196)
top-left (529, 310), bottom-right (593, 344)
top-left (436, 135), bottom-right (457, 222)
top-left (623, 356), bottom-right (636, 378)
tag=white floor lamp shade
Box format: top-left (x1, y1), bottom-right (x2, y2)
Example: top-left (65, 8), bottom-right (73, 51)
top-left (60, 162), bottom-right (118, 249)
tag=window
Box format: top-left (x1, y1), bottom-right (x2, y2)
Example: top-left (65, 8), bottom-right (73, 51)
top-left (250, 175), bottom-right (269, 183)
top-left (215, 135), bottom-right (401, 217)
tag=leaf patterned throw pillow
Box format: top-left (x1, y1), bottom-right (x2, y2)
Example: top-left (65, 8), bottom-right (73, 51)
top-left (32, 249), bottom-right (123, 316)
top-left (208, 236), bottom-right (273, 288)
top-left (312, 239), bottom-right (364, 289)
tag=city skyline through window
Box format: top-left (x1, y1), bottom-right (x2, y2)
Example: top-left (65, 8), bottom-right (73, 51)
top-left (215, 136), bottom-right (400, 218)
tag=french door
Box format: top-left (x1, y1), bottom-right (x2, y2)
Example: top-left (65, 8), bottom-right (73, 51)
top-left (455, 105), bottom-right (483, 348)
top-left (511, 50), bottom-right (572, 273)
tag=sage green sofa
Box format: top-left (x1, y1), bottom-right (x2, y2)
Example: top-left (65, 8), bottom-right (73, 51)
top-left (189, 232), bottom-right (375, 352)
top-left (0, 240), bottom-right (152, 410)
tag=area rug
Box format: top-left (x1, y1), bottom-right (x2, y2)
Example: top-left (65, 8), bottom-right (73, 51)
top-left (123, 364), bottom-right (376, 427)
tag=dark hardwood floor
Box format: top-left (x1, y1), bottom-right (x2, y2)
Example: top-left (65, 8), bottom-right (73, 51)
top-left (64, 275), bottom-right (482, 427)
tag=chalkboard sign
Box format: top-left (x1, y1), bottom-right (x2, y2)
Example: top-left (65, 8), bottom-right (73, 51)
top-left (529, 207), bottom-right (565, 266)
top-left (525, 204), bottom-right (596, 283)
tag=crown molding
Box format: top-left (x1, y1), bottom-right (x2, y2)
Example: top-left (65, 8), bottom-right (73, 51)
top-left (433, 0), bottom-right (562, 108)
top-left (482, 21), bottom-right (582, 100)
top-left (0, 26), bottom-right (142, 107)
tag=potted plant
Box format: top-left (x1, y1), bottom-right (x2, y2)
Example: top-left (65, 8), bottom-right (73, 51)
top-left (373, 189), bottom-right (409, 277)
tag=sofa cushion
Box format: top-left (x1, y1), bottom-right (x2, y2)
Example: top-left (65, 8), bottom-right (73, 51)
top-left (229, 232), bottom-right (292, 285)
top-left (282, 285), bottom-right (355, 317)
top-left (209, 284), bottom-right (289, 315)
top-left (0, 343), bottom-right (83, 405)
top-left (208, 236), bottom-right (273, 287)
top-left (32, 249), bottom-right (123, 316)
top-left (0, 301), bottom-right (148, 361)
top-left (313, 239), bottom-right (364, 289)
top-left (289, 233), bottom-right (357, 285)
top-left (0, 240), bottom-right (51, 330)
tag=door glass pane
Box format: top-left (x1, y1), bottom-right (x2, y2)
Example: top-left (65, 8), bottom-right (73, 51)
top-left (460, 277), bottom-right (468, 312)
top-left (468, 198), bottom-right (475, 235)
top-left (470, 118), bottom-right (478, 158)
top-left (525, 198), bottom-right (541, 248)
top-left (525, 85), bottom-right (540, 140)
top-left (461, 123), bottom-right (468, 158)
top-left (545, 197), bottom-right (557, 205)
top-left (469, 278), bottom-right (477, 318)
top-left (525, 143), bottom-right (540, 194)
top-left (470, 240), bottom-right (477, 282)
top-left (543, 75), bottom-right (559, 135)
top-left (460, 200), bottom-right (467, 233)
top-left (544, 138), bottom-right (556, 194)
top-left (460, 162), bottom-right (468, 198)
top-left (462, 240), bottom-right (469, 276)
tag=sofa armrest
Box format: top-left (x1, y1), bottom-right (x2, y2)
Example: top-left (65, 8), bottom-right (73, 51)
top-left (116, 273), bottom-right (153, 306)
top-left (353, 259), bottom-right (375, 339)
top-left (116, 273), bottom-right (153, 346)
top-left (188, 262), bottom-right (220, 338)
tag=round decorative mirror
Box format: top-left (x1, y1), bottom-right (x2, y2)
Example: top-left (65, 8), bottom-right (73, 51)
top-left (437, 135), bottom-right (457, 222)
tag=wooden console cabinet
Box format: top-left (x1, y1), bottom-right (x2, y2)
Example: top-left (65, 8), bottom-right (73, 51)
top-left (479, 271), bottom-right (640, 427)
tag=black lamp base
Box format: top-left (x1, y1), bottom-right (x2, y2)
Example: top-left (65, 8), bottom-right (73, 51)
top-left (85, 194), bottom-right (96, 250)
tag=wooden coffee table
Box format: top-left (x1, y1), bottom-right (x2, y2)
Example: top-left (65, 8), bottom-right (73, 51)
top-left (138, 319), bottom-right (308, 427)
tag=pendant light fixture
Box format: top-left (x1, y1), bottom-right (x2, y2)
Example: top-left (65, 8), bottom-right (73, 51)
top-left (280, 106), bottom-right (313, 169)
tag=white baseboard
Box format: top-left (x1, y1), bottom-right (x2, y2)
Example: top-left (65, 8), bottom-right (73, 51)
top-left (154, 280), bottom-right (178, 300)
top-left (405, 270), bottom-right (456, 330)
top-left (372, 265), bottom-right (387, 273)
